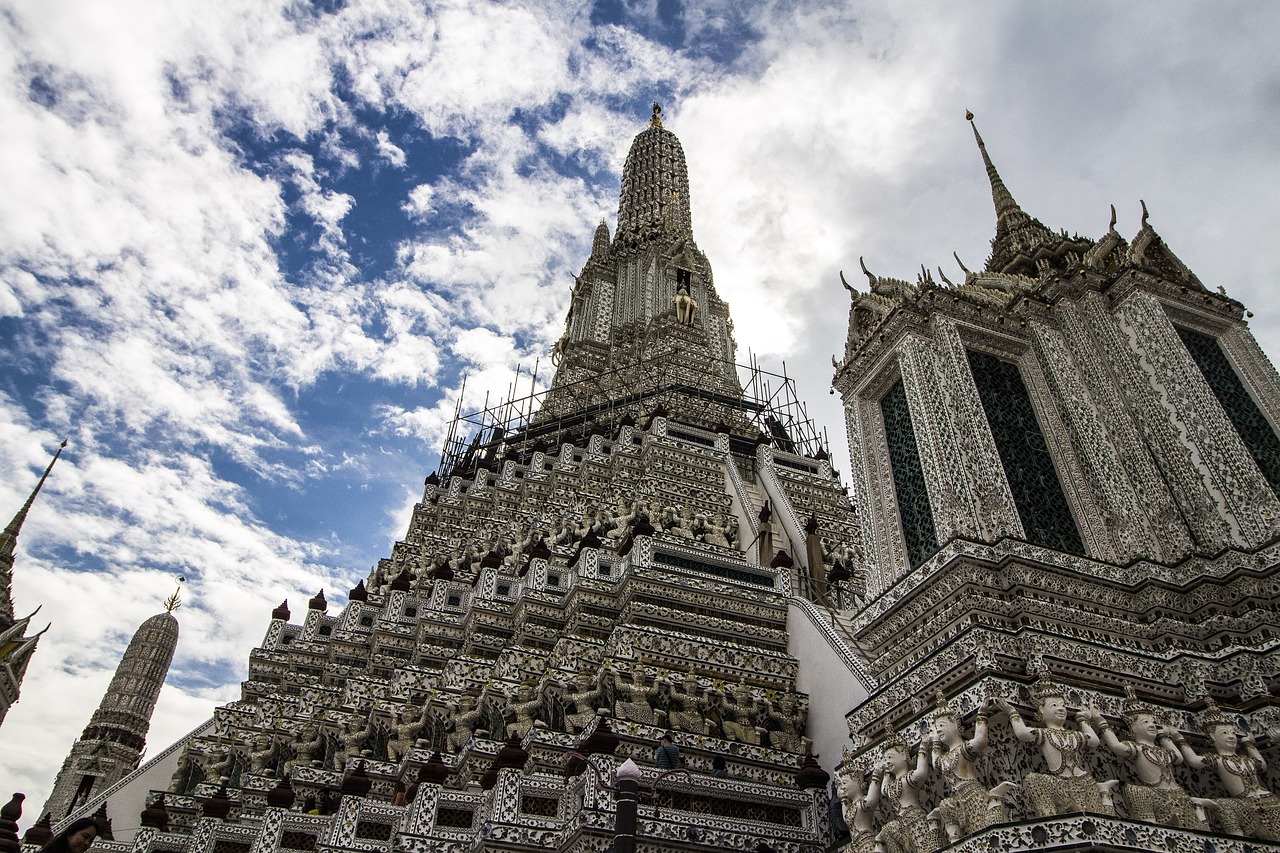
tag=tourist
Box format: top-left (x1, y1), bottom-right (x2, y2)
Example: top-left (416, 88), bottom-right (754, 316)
top-left (655, 733), bottom-right (681, 770)
top-left (711, 755), bottom-right (729, 778)
top-left (38, 817), bottom-right (98, 853)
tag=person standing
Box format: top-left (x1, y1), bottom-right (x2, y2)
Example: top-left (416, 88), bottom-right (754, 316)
top-left (655, 733), bottom-right (681, 770)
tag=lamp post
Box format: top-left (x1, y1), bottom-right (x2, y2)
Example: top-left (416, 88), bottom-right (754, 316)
top-left (614, 759), bottom-right (642, 853)
top-left (565, 752), bottom-right (693, 852)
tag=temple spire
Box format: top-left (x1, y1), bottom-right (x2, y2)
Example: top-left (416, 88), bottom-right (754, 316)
top-left (1, 439), bottom-right (67, 561)
top-left (614, 104), bottom-right (693, 246)
top-left (966, 110), bottom-right (1023, 229)
top-left (43, 603), bottom-right (180, 819)
top-left (965, 111), bottom-right (1077, 275)
top-left (1, 440), bottom-right (68, 626)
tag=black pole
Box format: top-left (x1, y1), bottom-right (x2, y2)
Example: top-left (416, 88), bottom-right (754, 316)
top-left (614, 776), bottom-right (638, 853)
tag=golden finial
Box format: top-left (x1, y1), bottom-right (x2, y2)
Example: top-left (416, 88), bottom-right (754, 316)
top-left (965, 109), bottom-right (974, 122)
top-left (164, 576), bottom-right (185, 612)
top-left (650, 102), bottom-right (664, 128)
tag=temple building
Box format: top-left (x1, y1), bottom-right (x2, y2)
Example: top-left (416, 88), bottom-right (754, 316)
top-left (40, 592), bottom-right (182, 823)
top-left (0, 440), bottom-right (64, 729)
top-left (32, 108), bottom-right (1280, 853)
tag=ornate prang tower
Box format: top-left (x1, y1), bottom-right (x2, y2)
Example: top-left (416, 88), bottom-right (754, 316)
top-left (0, 439), bottom-right (64, 728)
top-left (832, 113), bottom-right (1280, 851)
top-left (539, 102), bottom-right (746, 434)
top-left (42, 590), bottom-right (181, 820)
top-left (73, 107), bottom-right (869, 852)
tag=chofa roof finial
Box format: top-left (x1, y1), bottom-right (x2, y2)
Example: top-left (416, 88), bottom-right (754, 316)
top-left (858, 256), bottom-right (876, 286)
top-left (1140, 199), bottom-right (1150, 228)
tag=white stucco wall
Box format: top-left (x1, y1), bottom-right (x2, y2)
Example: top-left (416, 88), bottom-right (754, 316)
top-left (787, 603), bottom-right (869, 775)
top-left (57, 719), bottom-right (213, 842)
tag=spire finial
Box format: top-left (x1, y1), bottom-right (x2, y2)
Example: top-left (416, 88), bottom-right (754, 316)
top-left (966, 111), bottom-right (1023, 226)
top-left (650, 102), bottom-right (663, 128)
top-left (1109, 204), bottom-right (1117, 231)
top-left (1140, 199), bottom-right (1150, 228)
top-left (164, 577), bottom-right (185, 613)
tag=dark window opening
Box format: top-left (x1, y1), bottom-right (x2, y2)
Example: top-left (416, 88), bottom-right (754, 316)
top-left (881, 378), bottom-right (939, 568)
top-left (1177, 325), bottom-right (1280, 497)
top-left (966, 350), bottom-right (1084, 555)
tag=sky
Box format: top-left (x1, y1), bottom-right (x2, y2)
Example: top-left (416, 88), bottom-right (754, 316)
top-left (2, 0), bottom-right (1279, 817)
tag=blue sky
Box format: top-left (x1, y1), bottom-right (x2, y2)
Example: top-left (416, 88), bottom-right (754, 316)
top-left (2, 0), bottom-right (1280, 812)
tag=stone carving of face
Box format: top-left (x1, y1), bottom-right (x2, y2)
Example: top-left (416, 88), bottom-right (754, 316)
top-left (1038, 697), bottom-right (1068, 726)
top-left (1210, 724), bottom-right (1239, 753)
top-left (883, 745), bottom-right (909, 773)
top-left (1130, 714), bottom-right (1158, 740)
top-left (934, 715), bottom-right (960, 741)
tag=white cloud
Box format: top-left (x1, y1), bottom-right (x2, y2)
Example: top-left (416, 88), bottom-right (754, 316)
top-left (374, 130), bottom-right (406, 167)
top-left (402, 184), bottom-right (436, 221)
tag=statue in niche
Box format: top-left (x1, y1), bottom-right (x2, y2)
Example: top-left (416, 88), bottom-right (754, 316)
top-left (719, 679), bottom-right (764, 745)
top-left (592, 503), bottom-right (620, 539)
top-left (564, 669), bottom-right (608, 734)
top-left (1080, 685), bottom-right (1208, 829)
top-left (446, 694), bottom-right (482, 753)
top-left (386, 704), bottom-right (428, 763)
top-left (612, 667), bottom-right (664, 727)
top-left (208, 744), bottom-right (240, 785)
top-left (610, 498), bottom-right (641, 537)
top-left (288, 723), bottom-right (324, 773)
top-left (699, 512), bottom-right (732, 548)
top-left (505, 682), bottom-right (543, 739)
top-left (660, 506), bottom-right (693, 538)
top-left (835, 762), bottom-right (878, 853)
top-left (995, 674), bottom-right (1112, 817)
top-left (764, 693), bottom-right (808, 753)
top-left (248, 733), bottom-right (277, 776)
top-left (550, 515), bottom-right (578, 549)
top-left (673, 281), bottom-right (698, 325)
top-left (664, 672), bottom-right (708, 735)
top-left (332, 717), bottom-right (372, 772)
top-left (169, 744), bottom-right (208, 793)
top-left (1175, 699), bottom-right (1280, 840)
top-left (929, 694), bottom-right (1015, 842)
top-left (867, 728), bottom-right (941, 853)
